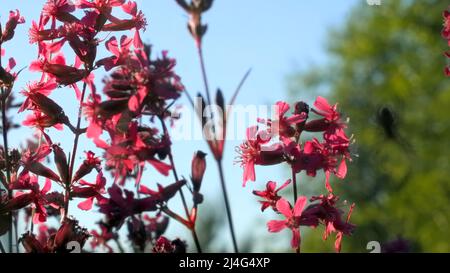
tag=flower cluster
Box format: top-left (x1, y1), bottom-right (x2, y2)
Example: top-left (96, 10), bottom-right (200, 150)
top-left (0, 1), bottom-right (204, 253)
top-left (237, 97), bottom-right (355, 252)
top-left (238, 97), bottom-right (351, 191)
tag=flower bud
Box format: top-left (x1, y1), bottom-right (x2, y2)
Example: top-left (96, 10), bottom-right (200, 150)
top-left (175, 0), bottom-right (214, 47)
top-left (0, 193), bottom-right (33, 214)
top-left (191, 151), bottom-right (206, 192)
top-left (294, 101), bottom-right (309, 116)
top-left (25, 161), bottom-right (61, 182)
top-left (27, 92), bottom-right (64, 119)
top-left (294, 101), bottom-right (310, 135)
top-left (1, 10), bottom-right (25, 43)
top-left (52, 144), bottom-right (69, 184)
top-left (72, 151), bottom-right (101, 182)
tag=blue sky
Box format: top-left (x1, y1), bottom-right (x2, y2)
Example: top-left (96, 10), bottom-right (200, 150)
top-left (1, 0), bottom-right (361, 252)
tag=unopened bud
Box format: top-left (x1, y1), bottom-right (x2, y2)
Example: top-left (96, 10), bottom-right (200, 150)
top-left (191, 151), bottom-right (206, 192)
top-left (52, 145), bottom-right (69, 184)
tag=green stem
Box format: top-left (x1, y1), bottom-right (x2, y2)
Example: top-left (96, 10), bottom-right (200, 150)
top-left (65, 82), bottom-right (88, 220)
top-left (291, 166), bottom-right (300, 253)
top-left (217, 160), bottom-right (239, 253)
top-left (197, 45), bottom-right (212, 105)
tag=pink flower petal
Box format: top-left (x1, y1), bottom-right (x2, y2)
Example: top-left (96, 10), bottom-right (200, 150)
top-left (277, 179), bottom-right (291, 192)
top-left (275, 101), bottom-right (290, 117)
top-left (78, 197), bottom-right (94, 211)
top-left (106, 36), bottom-right (120, 56)
top-left (276, 198), bottom-right (293, 218)
top-left (267, 220), bottom-right (287, 232)
top-left (314, 96), bottom-right (332, 114)
top-left (148, 159), bottom-right (171, 176)
top-left (336, 159), bottom-right (347, 179)
top-left (242, 161), bottom-right (255, 186)
top-left (293, 196), bottom-right (307, 217)
top-left (41, 178), bottom-right (52, 194)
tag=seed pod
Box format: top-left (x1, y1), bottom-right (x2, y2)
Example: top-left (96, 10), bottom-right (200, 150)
top-left (25, 161), bottom-right (61, 182)
top-left (0, 193), bottom-right (33, 214)
top-left (97, 99), bottom-right (129, 118)
top-left (191, 151), bottom-right (206, 192)
top-left (28, 92), bottom-right (63, 118)
top-left (52, 145), bottom-right (69, 184)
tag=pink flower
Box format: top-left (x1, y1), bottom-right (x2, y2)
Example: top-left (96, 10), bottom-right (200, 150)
top-left (1, 9), bottom-right (25, 42)
top-left (267, 197), bottom-right (307, 249)
top-left (20, 144), bottom-right (61, 182)
top-left (72, 151), bottom-right (102, 182)
top-left (23, 111), bottom-right (64, 131)
top-left (28, 20), bottom-right (62, 44)
top-left (260, 101), bottom-right (306, 140)
top-left (95, 121), bottom-right (171, 185)
top-left (312, 96), bottom-right (340, 122)
top-left (19, 80), bottom-right (58, 112)
top-left (98, 35), bottom-right (133, 71)
top-left (53, 218), bottom-right (90, 252)
top-left (101, 1), bottom-right (146, 48)
top-left (237, 126), bottom-right (285, 186)
top-left (29, 54), bottom-right (88, 85)
top-left (42, 0), bottom-right (77, 25)
top-left (72, 171), bottom-right (108, 210)
top-left (293, 138), bottom-right (348, 192)
top-left (77, 0), bottom-right (126, 11)
top-left (306, 194), bottom-right (355, 252)
top-left (253, 180), bottom-right (291, 212)
top-left (90, 221), bottom-right (116, 253)
top-left (6, 177), bottom-right (52, 223)
top-left (304, 96), bottom-right (347, 140)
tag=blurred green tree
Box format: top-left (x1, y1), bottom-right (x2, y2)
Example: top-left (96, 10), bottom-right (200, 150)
top-left (288, 0), bottom-right (450, 252)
